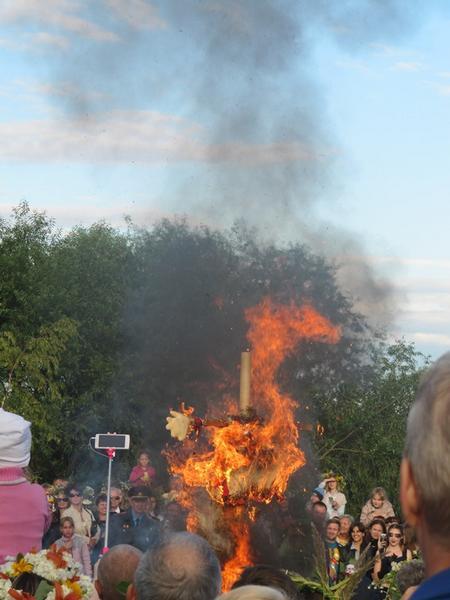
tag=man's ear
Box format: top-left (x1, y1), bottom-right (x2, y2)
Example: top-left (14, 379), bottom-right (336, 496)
top-left (94, 580), bottom-right (102, 600)
top-left (126, 583), bottom-right (136, 600)
top-left (400, 457), bottom-right (420, 527)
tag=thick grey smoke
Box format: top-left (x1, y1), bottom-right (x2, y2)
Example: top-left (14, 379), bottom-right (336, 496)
top-left (12, 0), bottom-right (428, 328)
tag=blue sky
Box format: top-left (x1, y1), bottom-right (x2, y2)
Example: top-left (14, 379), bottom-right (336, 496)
top-left (0, 1), bottom-right (449, 358)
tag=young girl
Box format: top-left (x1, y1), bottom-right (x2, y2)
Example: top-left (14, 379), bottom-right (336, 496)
top-left (319, 475), bottom-right (347, 518)
top-left (55, 516), bottom-right (92, 576)
top-left (360, 486), bottom-right (395, 526)
top-left (129, 450), bottom-right (156, 486)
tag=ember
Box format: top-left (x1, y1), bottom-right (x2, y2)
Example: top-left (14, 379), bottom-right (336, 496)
top-left (166, 297), bottom-right (341, 589)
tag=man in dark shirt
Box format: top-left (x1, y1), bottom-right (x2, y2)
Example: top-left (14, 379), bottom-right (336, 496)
top-left (109, 486), bottom-right (160, 552)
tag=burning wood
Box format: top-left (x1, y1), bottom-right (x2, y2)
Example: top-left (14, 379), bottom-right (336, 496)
top-left (165, 298), bottom-right (341, 589)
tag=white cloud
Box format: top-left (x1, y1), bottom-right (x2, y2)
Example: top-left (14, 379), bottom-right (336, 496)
top-left (0, 0), bottom-right (119, 42)
top-left (391, 61), bottom-right (423, 72)
top-left (27, 31), bottom-right (70, 50)
top-left (369, 42), bottom-right (422, 60)
top-left (408, 332), bottom-right (450, 347)
top-left (369, 255), bottom-right (450, 270)
top-left (335, 58), bottom-right (371, 73)
top-left (434, 83), bottom-right (450, 97)
top-left (29, 81), bottom-right (106, 102)
top-left (104, 0), bottom-right (166, 30)
top-left (0, 110), bottom-right (320, 165)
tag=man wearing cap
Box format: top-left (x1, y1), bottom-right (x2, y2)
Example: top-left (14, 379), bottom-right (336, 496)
top-left (109, 486), bottom-right (161, 552)
top-left (0, 408), bottom-right (50, 561)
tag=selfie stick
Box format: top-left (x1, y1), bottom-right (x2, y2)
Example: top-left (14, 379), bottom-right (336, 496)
top-left (103, 448), bottom-right (115, 553)
top-left (89, 433), bottom-right (130, 556)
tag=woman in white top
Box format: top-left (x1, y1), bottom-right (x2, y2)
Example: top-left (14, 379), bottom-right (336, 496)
top-left (319, 475), bottom-right (347, 518)
top-left (61, 483), bottom-right (98, 548)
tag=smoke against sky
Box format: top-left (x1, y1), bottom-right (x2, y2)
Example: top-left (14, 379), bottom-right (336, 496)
top-left (0, 1), bottom-right (449, 351)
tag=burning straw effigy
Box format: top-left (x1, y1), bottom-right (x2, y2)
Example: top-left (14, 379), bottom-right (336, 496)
top-left (165, 297), bottom-right (341, 589)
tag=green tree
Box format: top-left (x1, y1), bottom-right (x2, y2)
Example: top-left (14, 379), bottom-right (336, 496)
top-left (0, 318), bottom-right (77, 477)
top-left (311, 340), bottom-right (430, 515)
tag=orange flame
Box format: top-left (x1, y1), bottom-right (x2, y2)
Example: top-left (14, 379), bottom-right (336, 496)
top-left (167, 298), bottom-right (341, 589)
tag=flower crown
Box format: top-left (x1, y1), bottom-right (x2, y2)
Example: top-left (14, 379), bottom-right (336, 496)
top-left (323, 472), bottom-right (346, 490)
top-left (0, 546), bottom-right (93, 600)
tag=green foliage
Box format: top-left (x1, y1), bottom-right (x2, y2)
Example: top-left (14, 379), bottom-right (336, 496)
top-left (289, 528), bottom-right (374, 599)
top-left (0, 202), bottom-right (428, 497)
top-left (312, 340), bottom-right (430, 514)
top-left (0, 318), bottom-right (78, 475)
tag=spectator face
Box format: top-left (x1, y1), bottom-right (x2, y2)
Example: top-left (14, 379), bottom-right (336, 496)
top-left (351, 526), bottom-right (364, 543)
top-left (312, 504), bottom-right (327, 524)
top-left (372, 493), bottom-right (384, 509)
top-left (131, 498), bottom-right (148, 515)
top-left (69, 489), bottom-right (83, 507)
top-left (148, 496), bottom-right (157, 512)
top-left (97, 500), bottom-right (108, 517)
top-left (326, 522), bottom-right (340, 541)
top-left (56, 493), bottom-right (70, 511)
top-left (166, 502), bottom-right (181, 520)
top-left (61, 521), bottom-right (74, 538)
top-left (388, 527), bottom-right (402, 548)
top-left (370, 523), bottom-right (384, 540)
top-left (44, 490), bottom-right (55, 511)
top-left (327, 478), bottom-right (337, 492)
top-left (340, 517), bottom-right (352, 535)
top-left (53, 478), bottom-right (68, 489)
top-left (310, 493), bottom-right (320, 504)
top-left (110, 489), bottom-right (122, 509)
top-left (138, 453), bottom-right (150, 467)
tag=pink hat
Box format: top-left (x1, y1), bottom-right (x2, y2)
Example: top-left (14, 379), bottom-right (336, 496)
top-left (0, 408), bottom-right (31, 468)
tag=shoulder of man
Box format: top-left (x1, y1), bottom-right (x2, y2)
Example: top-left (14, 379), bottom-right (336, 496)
top-left (139, 514), bottom-right (160, 528)
top-left (114, 510), bottom-right (134, 528)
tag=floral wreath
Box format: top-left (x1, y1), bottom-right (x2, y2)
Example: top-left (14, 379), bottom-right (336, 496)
top-left (323, 471), bottom-right (346, 491)
top-left (0, 546), bottom-right (93, 600)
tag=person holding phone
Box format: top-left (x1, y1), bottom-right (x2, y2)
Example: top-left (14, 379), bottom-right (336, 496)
top-left (373, 524), bottom-right (412, 583)
top-left (318, 474), bottom-right (347, 518)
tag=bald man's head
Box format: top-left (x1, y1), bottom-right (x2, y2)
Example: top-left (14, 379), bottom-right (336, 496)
top-left (96, 545), bottom-right (142, 600)
top-left (133, 532), bottom-right (221, 600)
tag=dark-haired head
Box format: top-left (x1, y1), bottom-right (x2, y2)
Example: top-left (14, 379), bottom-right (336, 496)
top-left (232, 565), bottom-right (300, 600)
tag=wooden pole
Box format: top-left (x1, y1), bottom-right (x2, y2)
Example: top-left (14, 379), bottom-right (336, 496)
top-left (239, 351), bottom-right (251, 412)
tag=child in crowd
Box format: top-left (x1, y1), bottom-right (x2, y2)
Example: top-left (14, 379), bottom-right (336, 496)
top-left (128, 450), bottom-right (156, 486)
top-left (55, 516), bottom-right (92, 576)
top-left (360, 486), bottom-right (395, 526)
top-left (319, 474), bottom-right (347, 518)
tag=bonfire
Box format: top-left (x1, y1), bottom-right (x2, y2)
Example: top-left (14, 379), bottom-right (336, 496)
top-left (165, 297), bottom-right (341, 589)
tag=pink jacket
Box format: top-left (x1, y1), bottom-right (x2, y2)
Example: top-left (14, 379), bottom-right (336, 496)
top-left (129, 465), bottom-right (156, 485)
top-left (55, 535), bottom-right (92, 577)
top-left (0, 467), bottom-right (50, 562)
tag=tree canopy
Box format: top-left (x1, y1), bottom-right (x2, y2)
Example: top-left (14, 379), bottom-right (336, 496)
top-left (0, 202), bottom-right (428, 504)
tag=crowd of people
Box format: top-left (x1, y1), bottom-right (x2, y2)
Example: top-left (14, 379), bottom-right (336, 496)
top-left (306, 478), bottom-right (421, 597)
top-left (1, 351), bottom-right (450, 600)
top-left (39, 452), bottom-right (188, 576)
